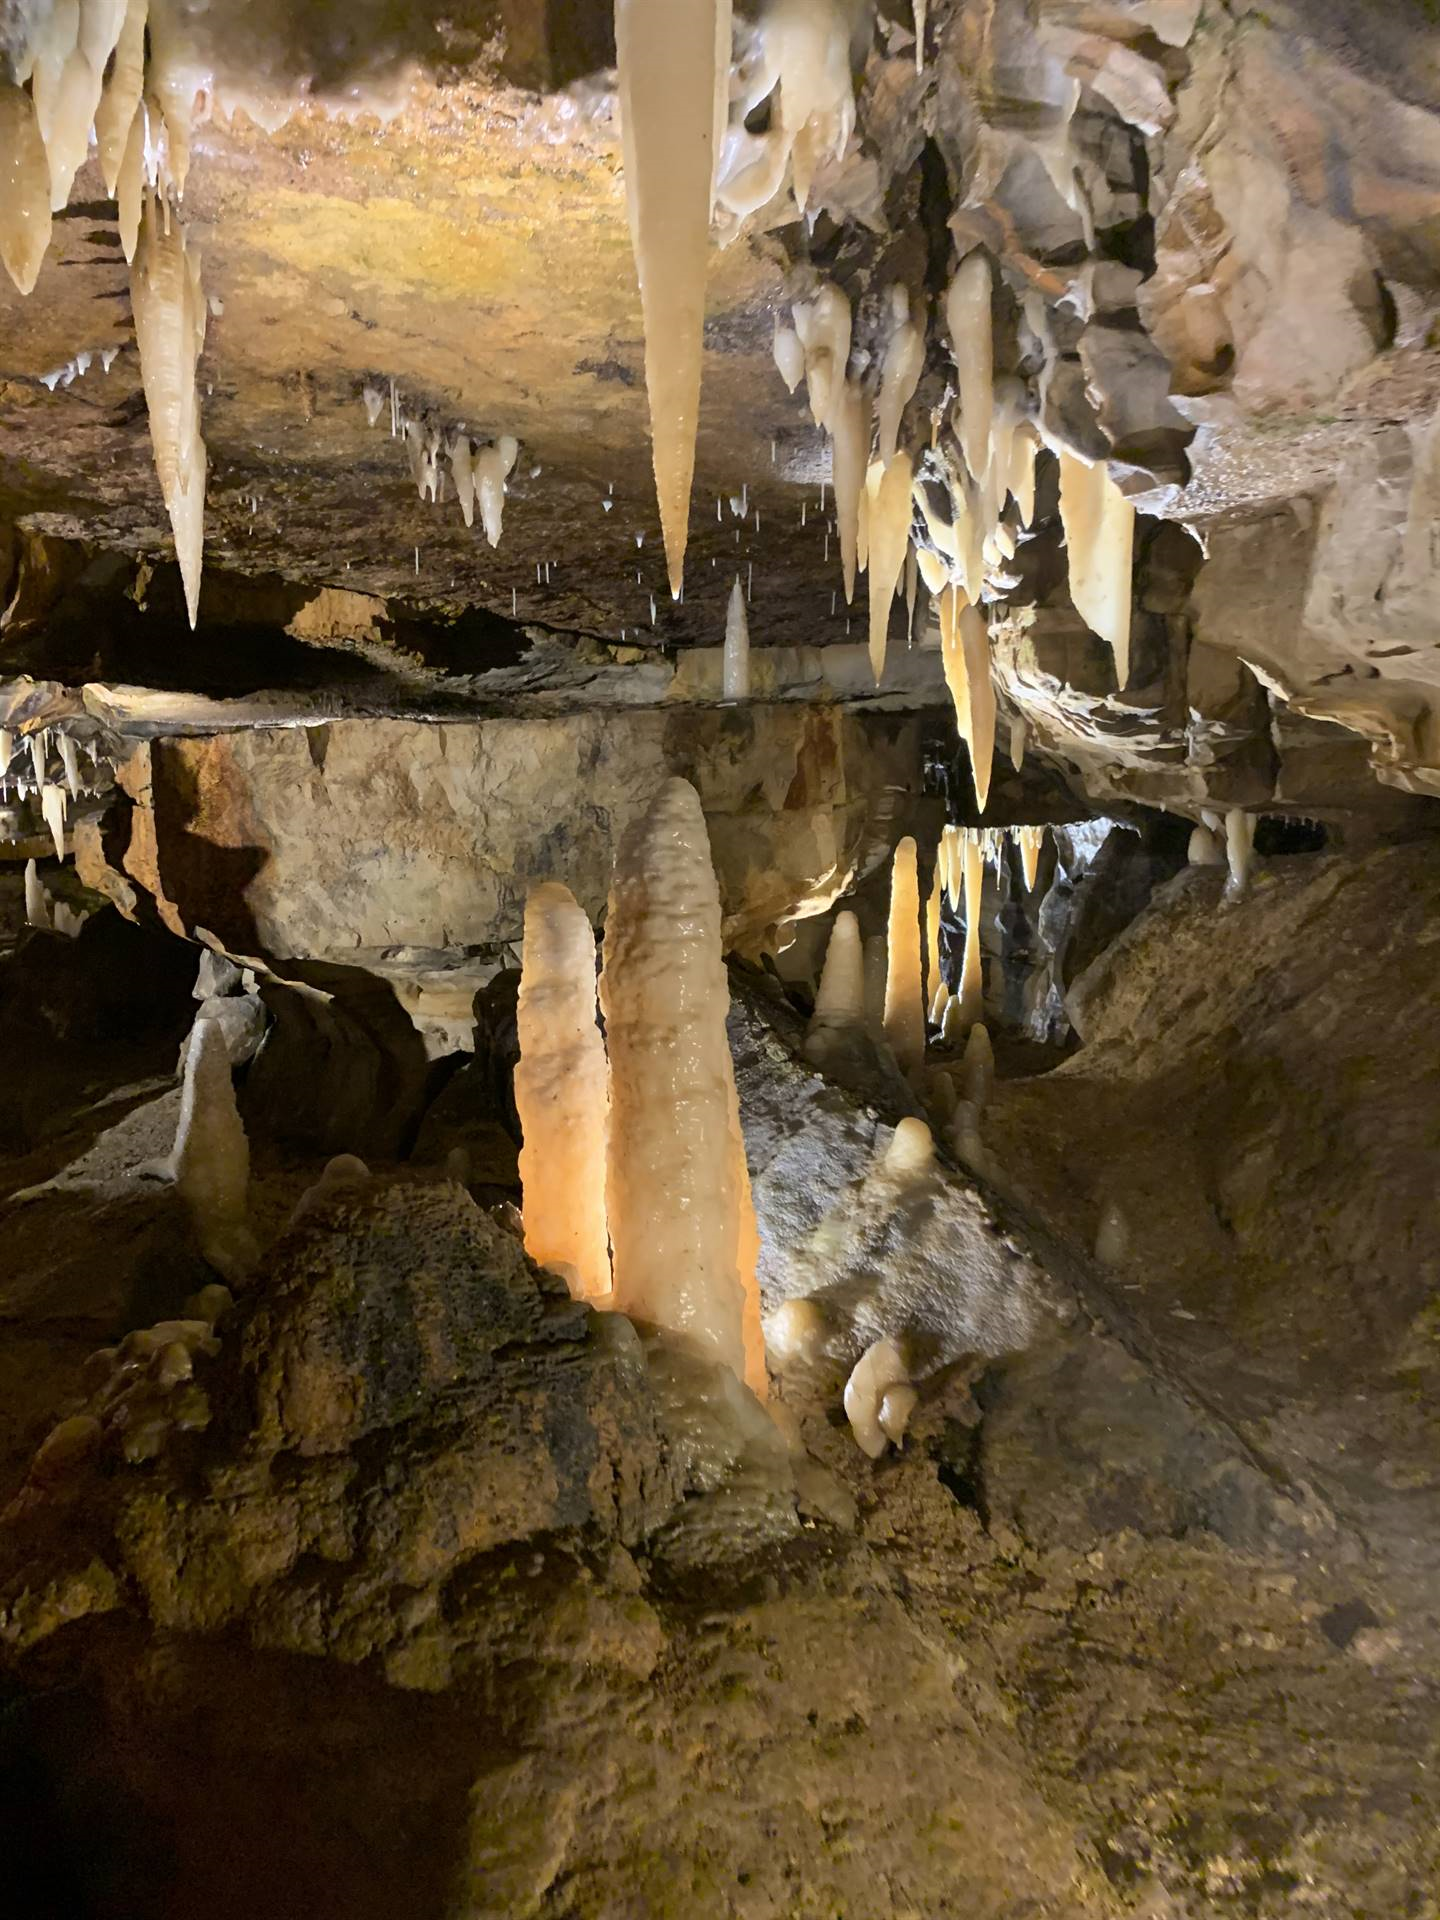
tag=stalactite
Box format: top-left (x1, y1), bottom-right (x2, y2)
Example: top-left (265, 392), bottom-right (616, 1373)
top-left (96, 0), bottom-right (147, 194)
top-left (866, 450), bottom-right (913, 683)
top-left (1058, 451), bottom-right (1135, 687)
top-left (615, 0), bottom-right (727, 598)
top-left (39, 782), bottom-right (66, 860)
top-left (958, 599), bottom-right (996, 812)
top-left (876, 286), bottom-right (923, 466)
top-left (723, 576), bottom-right (750, 699)
top-left (1188, 822), bottom-right (1224, 867)
top-left (772, 315), bottom-right (805, 392)
top-left (1017, 825), bottom-right (1044, 892)
top-left (0, 82), bottom-right (54, 294)
top-left (794, 282), bottom-right (851, 433)
top-left (883, 835), bottom-right (926, 1080)
top-left (515, 881), bottom-right (612, 1303)
top-left (130, 191), bottom-right (207, 628)
top-left (599, 777), bottom-right (766, 1398)
top-left (946, 251), bottom-right (993, 483)
top-left (832, 376), bottom-right (869, 606)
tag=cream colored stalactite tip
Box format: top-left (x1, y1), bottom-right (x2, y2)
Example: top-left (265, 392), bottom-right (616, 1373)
top-left (615, 0), bottom-right (727, 598)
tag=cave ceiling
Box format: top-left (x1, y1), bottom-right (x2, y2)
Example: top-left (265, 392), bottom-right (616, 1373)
top-left (2, 0), bottom-right (1440, 815)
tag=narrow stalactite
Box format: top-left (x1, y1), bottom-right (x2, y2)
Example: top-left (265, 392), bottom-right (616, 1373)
top-left (600, 777), bottom-right (766, 1398)
top-left (615, 0), bottom-right (728, 599)
top-left (0, 82), bottom-right (53, 294)
top-left (1058, 451), bottom-right (1135, 688)
top-left (130, 191), bottom-right (208, 628)
top-left (832, 377), bottom-right (870, 606)
top-left (947, 251), bottom-right (993, 484)
top-left (958, 599), bottom-right (996, 812)
top-left (883, 835), bottom-right (926, 1081)
top-left (515, 881), bottom-right (612, 1303)
top-left (867, 450), bottom-right (913, 683)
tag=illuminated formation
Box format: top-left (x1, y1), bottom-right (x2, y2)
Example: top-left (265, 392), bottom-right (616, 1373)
top-left (514, 882), bottom-right (612, 1302)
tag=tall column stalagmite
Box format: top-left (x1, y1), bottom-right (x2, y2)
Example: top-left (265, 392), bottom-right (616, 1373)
top-left (514, 880), bottom-right (612, 1302)
top-left (884, 835), bottom-right (926, 1080)
top-left (600, 777), bottom-right (766, 1398)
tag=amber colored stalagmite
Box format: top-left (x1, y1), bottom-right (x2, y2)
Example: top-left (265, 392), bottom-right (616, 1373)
top-left (514, 880), bottom-right (612, 1302)
top-left (600, 778), bottom-right (766, 1397)
top-left (958, 831), bottom-right (985, 1028)
top-left (884, 835), bottom-right (926, 1079)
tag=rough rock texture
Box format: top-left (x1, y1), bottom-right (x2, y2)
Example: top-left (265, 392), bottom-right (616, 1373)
top-left (982, 840), bottom-right (1440, 1574)
top-left (82, 705), bottom-right (934, 964)
top-left (3, 924), bottom-right (1440, 1914)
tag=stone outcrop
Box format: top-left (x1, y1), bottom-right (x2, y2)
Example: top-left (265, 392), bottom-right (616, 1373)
top-left (80, 704), bottom-right (933, 966)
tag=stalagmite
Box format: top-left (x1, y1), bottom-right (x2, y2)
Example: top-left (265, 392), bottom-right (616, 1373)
top-left (924, 862), bottom-right (942, 1009)
top-left (1188, 822), bottom-right (1224, 867)
top-left (883, 836), bottom-right (926, 1080)
top-left (1095, 1199), bottom-right (1128, 1266)
top-left (722, 576), bottom-right (750, 699)
top-left (1058, 451), bottom-right (1134, 687)
top-left (1224, 809), bottom-right (1257, 897)
top-left (866, 450), bottom-right (913, 683)
top-left (862, 932), bottom-right (887, 1040)
top-left (130, 193), bottom-right (207, 628)
top-left (957, 831), bottom-right (985, 1028)
top-left (1018, 825), bottom-right (1044, 892)
top-left (514, 881), bottom-right (611, 1303)
top-left (0, 82), bottom-right (54, 294)
top-left (946, 251), bottom-right (993, 482)
top-left (960, 1022), bottom-right (994, 1113)
top-left (959, 600), bottom-right (997, 811)
top-left (24, 859), bottom-right (49, 931)
top-left (831, 376), bottom-right (869, 606)
top-left (804, 909), bottom-right (865, 1069)
top-left (844, 1335), bottom-right (911, 1459)
top-left (39, 783), bottom-right (66, 860)
top-left (600, 777), bottom-right (766, 1397)
top-left (876, 286), bottom-right (924, 466)
top-left (616, 0), bottom-right (727, 597)
top-left (169, 1015), bottom-right (257, 1283)
top-left (288, 1154), bottom-right (370, 1229)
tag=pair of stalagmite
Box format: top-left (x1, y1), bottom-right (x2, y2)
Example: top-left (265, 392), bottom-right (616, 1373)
top-left (515, 778), bottom-right (766, 1400)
